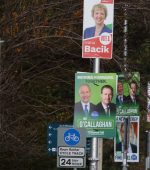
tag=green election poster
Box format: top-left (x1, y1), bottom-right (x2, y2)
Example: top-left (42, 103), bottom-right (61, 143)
top-left (73, 73), bottom-right (117, 138)
top-left (116, 72), bottom-right (140, 116)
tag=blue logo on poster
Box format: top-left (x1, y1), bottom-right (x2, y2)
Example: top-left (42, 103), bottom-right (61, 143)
top-left (64, 128), bottom-right (80, 146)
top-left (131, 154), bottom-right (137, 160)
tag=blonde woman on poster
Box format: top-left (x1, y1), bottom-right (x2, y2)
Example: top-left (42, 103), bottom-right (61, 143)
top-left (84, 3), bottom-right (112, 39)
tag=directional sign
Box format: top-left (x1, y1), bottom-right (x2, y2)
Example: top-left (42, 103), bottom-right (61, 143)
top-left (57, 127), bottom-right (86, 168)
top-left (47, 123), bottom-right (72, 155)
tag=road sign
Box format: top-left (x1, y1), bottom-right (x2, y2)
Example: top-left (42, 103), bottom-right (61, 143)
top-left (57, 127), bottom-right (86, 168)
top-left (47, 123), bottom-right (91, 156)
top-left (58, 147), bottom-right (85, 157)
top-left (64, 128), bottom-right (80, 146)
top-left (59, 157), bottom-right (84, 167)
top-left (47, 123), bottom-right (72, 155)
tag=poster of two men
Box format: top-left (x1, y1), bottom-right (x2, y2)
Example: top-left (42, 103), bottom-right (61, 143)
top-left (73, 73), bottom-right (117, 138)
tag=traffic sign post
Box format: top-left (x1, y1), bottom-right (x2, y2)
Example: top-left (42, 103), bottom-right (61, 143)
top-left (145, 131), bottom-right (150, 170)
top-left (57, 127), bottom-right (86, 168)
top-left (90, 58), bottom-right (102, 170)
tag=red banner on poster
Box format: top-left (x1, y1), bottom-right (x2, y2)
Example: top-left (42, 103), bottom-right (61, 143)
top-left (101, 0), bottom-right (113, 4)
top-left (82, 33), bottom-right (112, 59)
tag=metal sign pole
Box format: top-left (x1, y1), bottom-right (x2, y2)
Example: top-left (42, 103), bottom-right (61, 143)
top-left (123, 4), bottom-right (128, 74)
top-left (0, 38), bottom-right (4, 130)
top-left (122, 4), bottom-right (128, 169)
top-left (145, 131), bottom-right (150, 170)
top-left (122, 118), bottom-right (130, 170)
top-left (89, 58), bottom-right (102, 170)
top-left (146, 82), bottom-right (150, 170)
top-left (89, 138), bottom-right (99, 170)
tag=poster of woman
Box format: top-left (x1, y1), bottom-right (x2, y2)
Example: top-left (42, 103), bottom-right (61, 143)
top-left (82, 0), bottom-right (114, 59)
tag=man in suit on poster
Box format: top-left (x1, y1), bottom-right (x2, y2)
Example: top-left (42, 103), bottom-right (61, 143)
top-left (74, 84), bottom-right (98, 117)
top-left (126, 81), bottom-right (139, 105)
top-left (116, 123), bottom-right (137, 153)
top-left (96, 85), bottom-right (116, 116)
top-left (116, 81), bottom-right (127, 105)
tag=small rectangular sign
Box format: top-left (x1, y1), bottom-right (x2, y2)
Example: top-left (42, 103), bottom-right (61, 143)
top-left (58, 147), bottom-right (85, 157)
top-left (59, 157), bottom-right (84, 167)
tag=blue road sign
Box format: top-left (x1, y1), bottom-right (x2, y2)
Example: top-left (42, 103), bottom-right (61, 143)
top-left (64, 128), bottom-right (80, 146)
top-left (57, 127), bottom-right (86, 168)
top-left (47, 123), bottom-right (72, 154)
top-left (47, 123), bottom-right (91, 156)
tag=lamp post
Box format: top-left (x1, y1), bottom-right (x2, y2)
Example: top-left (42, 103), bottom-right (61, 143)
top-left (0, 38), bottom-right (4, 129)
top-left (89, 58), bottom-right (102, 170)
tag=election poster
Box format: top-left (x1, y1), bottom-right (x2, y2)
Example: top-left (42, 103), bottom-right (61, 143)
top-left (116, 72), bottom-right (140, 116)
top-left (147, 81), bottom-right (150, 122)
top-left (82, 0), bottom-right (114, 59)
top-left (73, 73), bottom-right (117, 138)
top-left (114, 116), bottom-right (139, 162)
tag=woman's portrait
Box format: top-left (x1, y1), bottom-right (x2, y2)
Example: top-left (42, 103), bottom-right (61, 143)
top-left (84, 3), bottom-right (112, 39)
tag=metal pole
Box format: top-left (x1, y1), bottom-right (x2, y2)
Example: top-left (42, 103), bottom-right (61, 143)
top-left (122, 118), bottom-right (129, 170)
top-left (147, 81), bottom-right (150, 122)
top-left (89, 138), bottom-right (99, 170)
top-left (146, 82), bottom-right (150, 170)
top-left (0, 38), bottom-right (4, 130)
top-left (89, 58), bottom-right (102, 170)
top-left (145, 131), bottom-right (150, 170)
top-left (122, 4), bottom-right (128, 168)
top-left (97, 138), bottom-right (103, 170)
top-left (93, 58), bottom-right (100, 73)
top-left (123, 5), bottom-right (128, 74)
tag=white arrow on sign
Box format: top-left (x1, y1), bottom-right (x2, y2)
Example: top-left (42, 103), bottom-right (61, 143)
top-left (48, 140), bottom-right (52, 144)
top-left (48, 133), bottom-right (52, 137)
top-left (49, 126), bottom-right (52, 129)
